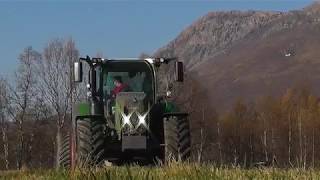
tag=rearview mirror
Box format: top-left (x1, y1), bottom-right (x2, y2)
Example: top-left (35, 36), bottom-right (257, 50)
top-left (74, 62), bottom-right (83, 83)
top-left (174, 61), bottom-right (184, 82)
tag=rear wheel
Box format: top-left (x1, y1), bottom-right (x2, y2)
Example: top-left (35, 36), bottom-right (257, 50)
top-left (58, 135), bottom-right (71, 168)
top-left (163, 116), bottom-right (191, 162)
top-left (76, 118), bottom-right (105, 167)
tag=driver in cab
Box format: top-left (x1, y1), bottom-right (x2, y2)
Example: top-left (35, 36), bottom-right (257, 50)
top-left (111, 76), bottom-right (129, 98)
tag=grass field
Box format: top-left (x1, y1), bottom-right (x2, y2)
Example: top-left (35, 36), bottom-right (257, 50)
top-left (1, 163), bottom-right (319, 180)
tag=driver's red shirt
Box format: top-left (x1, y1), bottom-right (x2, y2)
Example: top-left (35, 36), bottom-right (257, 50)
top-left (111, 83), bottom-right (128, 96)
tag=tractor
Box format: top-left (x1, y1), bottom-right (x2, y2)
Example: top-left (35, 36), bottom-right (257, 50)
top-left (58, 56), bottom-right (191, 168)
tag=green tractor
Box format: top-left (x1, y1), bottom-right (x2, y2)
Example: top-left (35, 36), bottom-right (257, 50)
top-left (58, 56), bottom-right (191, 168)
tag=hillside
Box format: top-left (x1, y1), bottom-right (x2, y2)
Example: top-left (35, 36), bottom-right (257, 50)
top-left (156, 3), bottom-right (320, 112)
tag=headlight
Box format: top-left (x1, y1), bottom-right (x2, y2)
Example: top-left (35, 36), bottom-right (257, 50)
top-left (136, 111), bottom-right (148, 127)
top-left (121, 111), bottom-right (133, 127)
top-left (145, 58), bottom-right (154, 64)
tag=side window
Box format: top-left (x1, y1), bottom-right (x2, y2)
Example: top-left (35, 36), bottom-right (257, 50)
top-left (103, 73), bottom-right (111, 95)
top-left (96, 67), bottom-right (102, 93)
top-left (143, 72), bottom-right (152, 97)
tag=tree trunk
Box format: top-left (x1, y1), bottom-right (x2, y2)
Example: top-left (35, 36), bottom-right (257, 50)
top-left (1, 126), bottom-right (9, 170)
top-left (288, 113), bottom-right (292, 167)
top-left (243, 152), bottom-right (247, 167)
top-left (249, 134), bottom-right (254, 166)
top-left (17, 118), bottom-right (24, 170)
top-left (261, 114), bottom-right (268, 164)
top-left (299, 111), bottom-right (302, 168)
top-left (27, 132), bottom-right (34, 168)
top-left (217, 120), bottom-right (223, 165)
top-left (233, 148), bottom-right (238, 166)
top-left (312, 128), bottom-right (315, 168)
top-left (263, 130), bottom-right (268, 163)
top-left (197, 128), bottom-right (203, 163)
top-left (303, 135), bottom-right (307, 169)
top-left (271, 128), bottom-right (276, 167)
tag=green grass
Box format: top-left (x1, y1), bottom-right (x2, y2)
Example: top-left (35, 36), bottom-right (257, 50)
top-left (1, 163), bottom-right (320, 180)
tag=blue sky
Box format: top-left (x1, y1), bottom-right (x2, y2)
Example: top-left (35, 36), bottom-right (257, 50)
top-left (0, 0), bottom-right (314, 77)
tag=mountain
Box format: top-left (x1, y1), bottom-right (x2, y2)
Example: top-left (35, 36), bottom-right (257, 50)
top-left (156, 3), bottom-right (320, 112)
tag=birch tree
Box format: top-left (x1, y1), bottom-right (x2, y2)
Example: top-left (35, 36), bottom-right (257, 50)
top-left (9, 46), bottom-right (40, 169)
top-left (34, 38), bottom-right (79, 167)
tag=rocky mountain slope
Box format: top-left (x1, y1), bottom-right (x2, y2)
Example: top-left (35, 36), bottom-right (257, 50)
top-left (156, 3), bottom-right (320, 112)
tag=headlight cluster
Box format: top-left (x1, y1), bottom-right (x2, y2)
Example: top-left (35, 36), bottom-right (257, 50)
top-left (120, 110), bottom-right (149, 130)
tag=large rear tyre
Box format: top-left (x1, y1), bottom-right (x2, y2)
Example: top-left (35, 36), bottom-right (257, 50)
top-left (76, 118), bottom-right (105, 167)
top-left (163, 116), bottom-right (191, 162)
top-left (58, 135), bottom-right (71, 168)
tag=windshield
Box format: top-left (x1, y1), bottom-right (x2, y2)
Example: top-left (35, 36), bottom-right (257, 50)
top-left (102, 61), bottom-right (154, 104)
